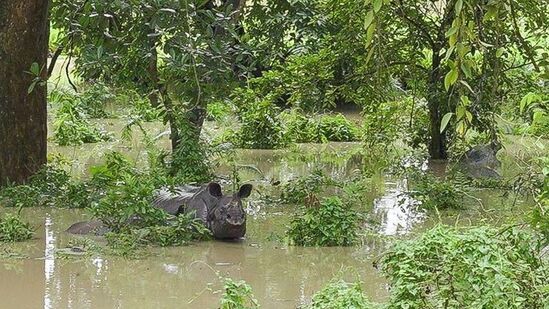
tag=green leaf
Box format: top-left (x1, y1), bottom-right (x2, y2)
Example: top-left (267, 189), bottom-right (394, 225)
top-left (455, 0), bottom-right (463, 15)
top-left (27, 81), bottom-right (37, 94)
top-left (460, 61), bottom-right (472, 78)
top-left (364, 10), bottom-right (374, 30)
top-left (444, 68), bottom-right (459, 90)
top-left (440, 113), bottom-right (454, 133)
top-left (30, 62), bottom-right (40, 75)
top-left (373, 0), bottom-right (382, 13)
top-left (496, 47), bottom-right (505, 58)
top-left (366, 21), bottom-right (376, 46)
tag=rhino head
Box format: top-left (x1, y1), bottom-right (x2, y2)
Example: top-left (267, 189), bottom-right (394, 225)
top-left (205, 183), bottom-right (253, 240)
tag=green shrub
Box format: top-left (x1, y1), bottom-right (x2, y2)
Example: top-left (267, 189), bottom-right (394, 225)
top-left (282, 111), bottom-right (359, 143)
top-left (280, 169), bottom-right (339, 204)
top-left (409, 172), bottom-right (468, 210)
top-left (78, 82), bottom-right (115, 118)
top-left (207, 100), bottom-right (233, 121)
top-left (380, 225), bottom-right (548, 309)
top-left (231, 89), bottom-right (285, 149)
top-left (90, 174), bottom-right (167, 232)
top-left (52, 93), bottom-right (110, 146)
top-left (219, 278), bottom-right (260, 309)
top-left (306, 280), bottom-right (376, 309)
top-left (287, 197), bottom-right (359, 246)
top-left (0, 164), bottom-right (93, 209)
top-left (0, 214), bottom-right (33, 242)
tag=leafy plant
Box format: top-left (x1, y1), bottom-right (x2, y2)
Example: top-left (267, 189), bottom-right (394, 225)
top-left (0, 214), bottom-right (33, 242)
top-left (219, 278), bottom-right (260, 309)
top-left (52, 92), bottom-right (110, 146)
top-left (380, 225), bottom-right (548, 309)
top-left (306, 279), bottom-right (376, 309)
top-left (283, 111), bottom-right (359, 143)
top-left (206, 100), bottom-right (233, 121)
top-left (287, 196), bottom-right (359, 247)
top-left (230, 89), bottom-right (285, 149)
top-left (280, 169), bottom-right (339, 204)
top-left (0, 164), bottom-right (93, 209)
top-left (409, 172), bottom-right (468, 210)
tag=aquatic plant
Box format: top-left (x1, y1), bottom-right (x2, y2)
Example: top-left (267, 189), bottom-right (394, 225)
top-left (228, 88), bottom-right (285, 149)
top-left (282, 111), bottom-right (359, 143)
top-left (0, 214), bottom-right (33, 242)
top-left (380, 225), bottom-right (548, 309)
top-left (287, 197), bottom-right (359, 247)
top-left (306, 279), bottom-right (376, 309)
top-left (280, 169), bottom-right (340, 204)
top-left (408, 172), bottom-right (468, 210)
top-left (52, 91), bottom-right (110, 146)
top-left (219, 278), bottom-right (260, 309)
top-left (0, 164), bottom-right (93, 209)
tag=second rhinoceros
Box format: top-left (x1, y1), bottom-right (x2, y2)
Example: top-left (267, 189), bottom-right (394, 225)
top-left (66, 182), bottom-right (253, 240)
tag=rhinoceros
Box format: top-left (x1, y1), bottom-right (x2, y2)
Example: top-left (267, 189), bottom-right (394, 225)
top-left (459, 144), bottom-right (501, 179)
top-left (66, 182), bottom-right (253, 240)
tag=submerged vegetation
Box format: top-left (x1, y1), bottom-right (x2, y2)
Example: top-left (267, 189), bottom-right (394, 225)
top-left (287, 197), bottom-right (360, 247)
top-left (380, 225), bottom-right (548, 309)
top-left (0, 214), bottom-right (33, 242)
top-left (0, 0), bottom-right (548, 307)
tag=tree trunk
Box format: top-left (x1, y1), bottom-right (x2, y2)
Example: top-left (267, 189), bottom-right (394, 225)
top-left (427, 50), bottom-right (447, 160)
top-left (0, 0), bottom-right (49, 186)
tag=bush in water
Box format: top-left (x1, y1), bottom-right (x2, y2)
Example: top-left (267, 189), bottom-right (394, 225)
top-left (219, 278), bottom-right (260, 309)
top-left (0, 214), bottom-right (33, 242)
top-left (287, 196), bottom-right (359, 247)
top-left (380, 225), bottom-right (548, 309)
top-left (282, 110), bottom-right (359, 143)
top-left (52, 91), bottom-right (111, 146)
top-left (305, 279), bottom-right (377, 309)
top-left (0, 164), bottom-right (93, 209)
top-left (408, 172), bottom-right (468, 210)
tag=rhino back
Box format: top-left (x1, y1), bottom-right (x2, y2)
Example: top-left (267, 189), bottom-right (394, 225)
top-left (66, 221), bottom-right (110, 236)
top-left (152, 185), bottom-right (211, 223)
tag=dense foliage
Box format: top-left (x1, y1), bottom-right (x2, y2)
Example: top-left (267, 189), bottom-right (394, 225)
top-left (219, 278), bottom-right (260, 309)
top-left (287, 197), bottom-right (359, 247)
top-left (305, 280), bottom-right (376, 309)
top-left (380, 225), bottom-right (548, 309)
top-left (0, 214), bottom-right (34, 242)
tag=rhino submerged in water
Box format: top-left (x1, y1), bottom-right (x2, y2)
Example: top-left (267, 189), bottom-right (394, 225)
top-left (66, 182), bottom-right (253, 240)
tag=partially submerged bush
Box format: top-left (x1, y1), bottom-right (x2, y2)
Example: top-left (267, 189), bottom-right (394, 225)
top-left (409, 172), bottom-right (468, 210)
top-left (219, 278), bottom-right (260, 309)
top-left (230, 89), bottom-right (285, 149)
top-left (283, 111), bottom-right (359, 143)
top-left (0, 214), bottom-right (33, 242)
top-left (52, 93), bottom-right (110, 146)
top-left (0, 164), bottom-right (93, 209)
top-left (280, 169), bottom-right (339, 204)
top-left (306, 280), bottom-right (376, 309)
top-left (380, 225), bottom-right (548, 309)
top-left (287, 197), bottom-right (359, 246)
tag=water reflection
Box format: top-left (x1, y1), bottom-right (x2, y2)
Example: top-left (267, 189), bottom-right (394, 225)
top-left (44, 214), bottom-right (55, 309)
top-left (374, 179), bottom-right (424, 236)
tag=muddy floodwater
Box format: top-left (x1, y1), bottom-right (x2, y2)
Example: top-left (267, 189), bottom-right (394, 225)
top-left (0, 117), bottom-right (536, 308)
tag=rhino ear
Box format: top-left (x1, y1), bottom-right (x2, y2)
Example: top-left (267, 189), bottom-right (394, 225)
top-left (207, 182), bottom-right (223, 198)
top-left (237, 184), bottom-right (253, 199)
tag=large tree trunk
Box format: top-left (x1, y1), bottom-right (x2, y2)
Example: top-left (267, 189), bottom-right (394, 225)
top-left (427, 51), bottom-right (448, 160)
top-left (0, 0), bottom-right (49, 186)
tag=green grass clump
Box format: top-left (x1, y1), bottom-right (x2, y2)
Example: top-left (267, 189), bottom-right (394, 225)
top-left (0, 214), bottom-right (33, 242)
